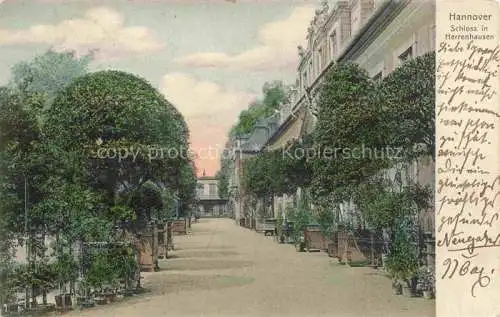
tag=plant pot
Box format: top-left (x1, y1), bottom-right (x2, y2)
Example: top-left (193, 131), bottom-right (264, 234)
top-left (392, 283), bottom-right (402, 295)
top-left (295, 242), bottom-right (305, 252)
top-left (423, 290), bottom-right (433, 299)
top-left (55, 294), bottom-right (73, 309)
top-left (55, 295), bottom-right (62, 308)
top-left (95, 296), bottom-right (107, 305)
top-left (279, 235), bottom-right (285, 243)
top-left (402, 285), bottom-right (414, 297)
top-left (381, 254), bottom-right (388, 269)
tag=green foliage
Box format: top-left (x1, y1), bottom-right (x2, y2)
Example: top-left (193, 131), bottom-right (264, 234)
top-left (231, 101), bottom-right (264, 136)
top-left (377, 52), bottom-right (435, 160)
top-left (83, 244), bottom-right (136, 290)
top-left (216, 169), bottom-right (229, 199)
top-left (417, 266), bottom-right (435, 291)
top-left (287, 190), bottom-right (314, 243)
top-left (176, 162), bottom-right (198, 217)
top-left (9, 263), bottom-right (55, 296)
top-left (111, 246), bottom-right (138, 284)
top-left (311, 62), bottom-right (388, 204)
top-left (354, 179), bottom-right (432, 232)
top-left (158, 189), bottom-right (176, 221)
top-left (52, 251), bottom-right (79, 289)
top-left (0, 53), bottom-right (196, 298)
top-left (385, 216), bottom-right (419, 284)
top-left (32, 178), bottom-right (107, 242)
top-left (128, 181), bottom-right (163, 225)
top-left (242, 135), bottom-right (314, 200)
top-left (242, 152), bottom-right (273, 199)
top-left (10, 49), bottom-right (92, 108)
top-left (280, 135), bottom-right (314, 193)
top-left (45, 70), bottom-right (187, 149)
top-left (276, 208), bottom-right (284, 237)
top-left (230, 81), bottom-right (288, 136)
top-left (308, 55), bottom-right (435, 263)
top-left (315, 206), bottom-right (335, 238)
top-left (44, 70), bottom-right (193, 224)
top-left (85, 252), bottom-right (115, 289)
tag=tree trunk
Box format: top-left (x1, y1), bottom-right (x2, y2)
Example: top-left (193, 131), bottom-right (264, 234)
top-left (41, 231), bottom-right (47, 305)
top-left (271, 195), bottom-right (275, 218)
top-left (25, 235), bottom-right (30, 310)
top-left (153, 224), bottom-right (158, 270)
top-left (31, 234), bottom-right (38, 307)
top-left (69, 243), bottom-right (74, 295)
top-left (42, 290), bottom-right (47, 305)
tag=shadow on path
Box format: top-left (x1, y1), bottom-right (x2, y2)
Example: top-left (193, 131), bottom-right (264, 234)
top-left (168, 250), bottom-right (239, 259)
top-left (159, 259), bottom-right (254, 271)
top-left (145, 274), bottom-right (255, 295)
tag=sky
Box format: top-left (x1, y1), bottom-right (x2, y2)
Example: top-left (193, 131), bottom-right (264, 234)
top-left (0, 0), bottom-right (321, 176)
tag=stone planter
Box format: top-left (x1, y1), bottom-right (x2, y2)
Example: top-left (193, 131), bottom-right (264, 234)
top-left (402, 285), bottom-right (414, 297)
top-left (423, 290), bottom-right (433, 299)
top-left (95, 296), bottom-right (107, 305)
top-left (279, 235), bottom-right (285, 243)
top-left (4, 302), bottom-right (21, 314)
top-left (381, 254), bottom-right (388, 270)
top-left (392, 283), bottom-right (402, 295)
top-left (103, 292), bottom-right (117, 303)
top-left (295, 242), bottom-right (306, 252)
top-left (55, 294), bottom-right (72, 309)
top-left (327, 242), bottom-right (337, 258)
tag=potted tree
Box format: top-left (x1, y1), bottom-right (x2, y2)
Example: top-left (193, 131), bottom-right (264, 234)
top-left (417, 266), bottom-right (435, 299)
top-left (391, 277), bottom-right (402, 295)
top-left (53, 251), bottom-right (78, 310)
top-left (275, 211), bottom-right (285, 243)
top-left (86, 252), bottom-right (116, 305)
top-left (385, 217), bottom-right (419, 298)
top-left (289, 193), bottom-right (312, 252)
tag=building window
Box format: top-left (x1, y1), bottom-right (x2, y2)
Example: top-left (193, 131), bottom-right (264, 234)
top-left (430, 25), bottom-right (436, 51)
top-left (197, 185), bottom-right (204, 197)
top-left (209, 184), bottom-right (217, 196)
top-left (351, 0), bottom-right (361, 34)
top-left (330, 31), bottom-right (338, 59)
top-left (321, 44), bottom-right (328, 68)
top-left (373, 72), bottom-right (382, 81)
top-left (398, 46), bottom-right (413, 63)
top-left (317, 49), bottom-right (323, 72)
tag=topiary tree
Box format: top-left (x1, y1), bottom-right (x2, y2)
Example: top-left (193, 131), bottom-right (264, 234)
top-left (385, 215), bottom-right (420, 288)
top-left (230, 81), bottom-right (289, 136)
top-left (311, 62), bottom-right (388, 212)
top-left (376, 52), bottom-right (435, 161)
top-left (45, 70), bottom-right (192, 229)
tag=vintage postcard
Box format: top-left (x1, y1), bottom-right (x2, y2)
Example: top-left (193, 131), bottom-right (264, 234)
top-left (0, 0), bottom-right (497, 316)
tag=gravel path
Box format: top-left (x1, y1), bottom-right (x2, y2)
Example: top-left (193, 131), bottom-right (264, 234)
top-left (61, 218), bottom-right (435, 317)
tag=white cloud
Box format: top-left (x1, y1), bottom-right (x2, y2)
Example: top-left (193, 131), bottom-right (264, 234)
top-left (160, 72), bottom-right (256, 117)
top-left (0, 7), bottom-right (164, 59)
top-left (175, 6), bottom-right (314, 71)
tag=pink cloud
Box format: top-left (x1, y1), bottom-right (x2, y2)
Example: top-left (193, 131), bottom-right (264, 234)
top-left (186, 109), bottom-right (242, 176)
top-left (160, 73), bottom-right (255, 176)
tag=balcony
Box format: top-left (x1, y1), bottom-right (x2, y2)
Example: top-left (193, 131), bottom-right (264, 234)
top-left (197, 193), bottom-right (221, 201)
